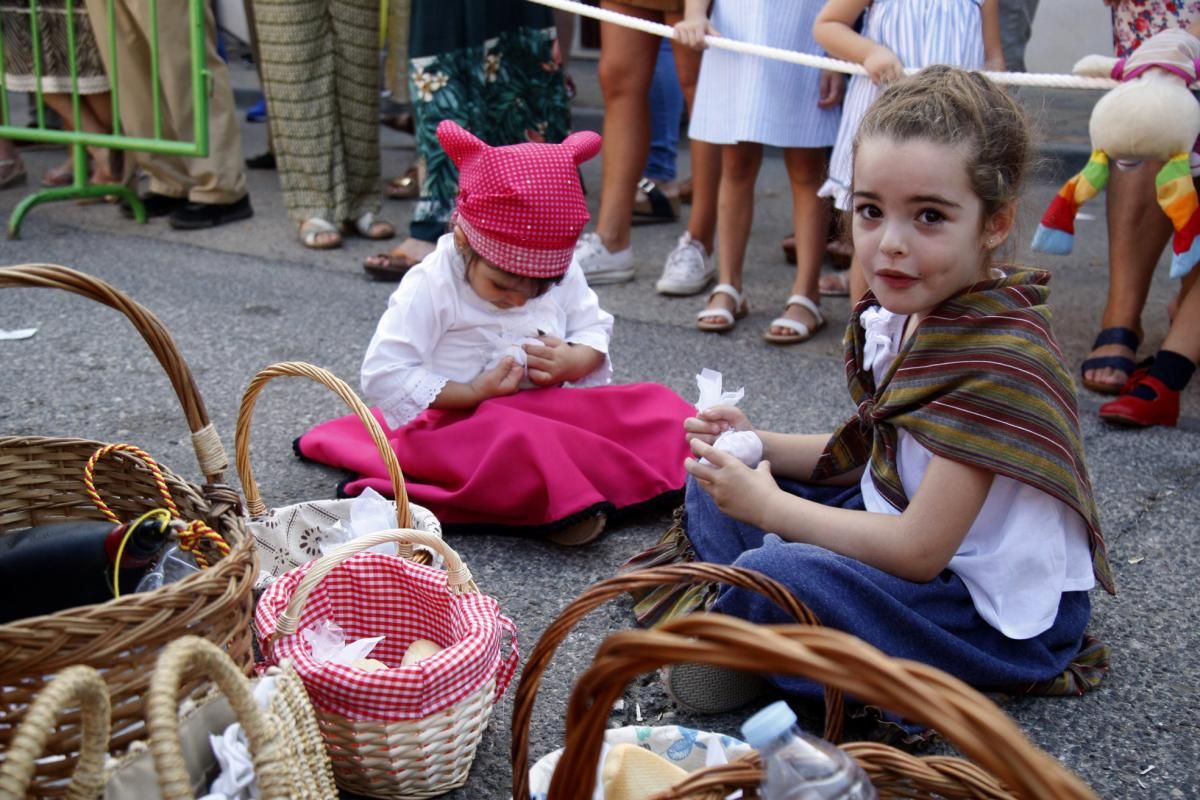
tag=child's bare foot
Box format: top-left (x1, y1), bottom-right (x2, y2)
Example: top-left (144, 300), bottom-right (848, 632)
top-left (764, 295), bottom-right (825, 345)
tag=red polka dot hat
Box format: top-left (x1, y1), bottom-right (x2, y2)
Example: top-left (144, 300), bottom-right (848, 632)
top-left (437, 120), bottom-right (602, 279)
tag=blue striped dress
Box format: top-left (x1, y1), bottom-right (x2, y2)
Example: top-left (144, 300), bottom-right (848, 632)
top-left (818, 0), bottom-right (986, 210)
top-left (688, 0), bottom-right (840, 148)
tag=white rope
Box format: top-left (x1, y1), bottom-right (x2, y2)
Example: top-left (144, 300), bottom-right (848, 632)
top-left (531, 0), bottom-right (1119, 90)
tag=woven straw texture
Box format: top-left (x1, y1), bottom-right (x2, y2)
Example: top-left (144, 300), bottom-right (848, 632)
top-left (235, 361), bottom-right (437, 582)
top-left (0, 666), bottom-right (111, 800)
top-left (256, 529), bottom-right (517, 799)
top-left (549, 612), bottom-right (1099, 800)
top-left (510, 562), bottom-right (845, 800)
top-left (0, 264), bottom-right (257, 796)
top-left (146, 636), bottom-right (337, 800)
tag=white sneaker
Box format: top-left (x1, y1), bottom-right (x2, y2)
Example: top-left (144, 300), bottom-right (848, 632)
top-left (574, 232), bottom-right (636, 285)
top-left (655, 231), bottom-right (714, 296)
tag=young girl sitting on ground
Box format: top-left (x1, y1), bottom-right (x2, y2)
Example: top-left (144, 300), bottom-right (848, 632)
top-left (628, 66), bottom-right (1116, 714)
top-left (298, 121), bottom-right (694, 544)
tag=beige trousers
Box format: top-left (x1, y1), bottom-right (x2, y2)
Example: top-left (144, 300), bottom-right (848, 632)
top-left (84, 0), bottom-right (247, 203)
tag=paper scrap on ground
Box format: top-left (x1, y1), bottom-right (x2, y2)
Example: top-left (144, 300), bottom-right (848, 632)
top-left (0, 328), bottom-right (37, 340)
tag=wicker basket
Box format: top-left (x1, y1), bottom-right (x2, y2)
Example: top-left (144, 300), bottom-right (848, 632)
top-left (142, 636), bottom-right (337, 800)
top-left (0, 264), bottom-right (258, 796)
top-left (549, 613), bottom-right (1099, 800)
top-left (0, 666), bottom-right (111, 800)
top-left (510, 562), bottom-right (845, 800)
top-left (234, 361), bottom-right (439, 585)
top-left (255, 528), bottom-right (518, 799)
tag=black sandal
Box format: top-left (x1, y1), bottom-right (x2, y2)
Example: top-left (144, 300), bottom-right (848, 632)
top-left (632, 177), bottom-right (679, 226)
top-left (1080, 327), bottom-right (1140, 395)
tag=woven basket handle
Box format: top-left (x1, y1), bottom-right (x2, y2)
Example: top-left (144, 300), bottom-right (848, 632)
top-left (0, 264), bottom-right (229, 484)
top-left (549, 615), bottom-right (1098, 800)
top-left (510, 562), bottom-right (845, 800)
top-left (235, 361), bottom-right (412, 541)
top-left (0, 665), bottom-right (111, 800)
top-left (148, 636), bottom-right (292, 800)
top-left (271, 528), bottom-right (475, 640)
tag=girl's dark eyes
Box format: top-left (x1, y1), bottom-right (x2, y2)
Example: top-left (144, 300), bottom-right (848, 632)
top-left (917, 208), bottom-right (945, 224)
top-left (854, 203), bottom-right (882, 219)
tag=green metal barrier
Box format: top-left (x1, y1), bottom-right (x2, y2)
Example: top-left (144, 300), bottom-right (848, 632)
top-left (0, 0), bottom-right (210, 238)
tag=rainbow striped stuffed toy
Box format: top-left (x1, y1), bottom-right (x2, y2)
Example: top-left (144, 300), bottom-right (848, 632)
top-left (1032, 29), bottom-right (1200, 279)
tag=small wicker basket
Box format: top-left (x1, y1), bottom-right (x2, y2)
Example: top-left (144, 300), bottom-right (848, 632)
top-left (510, 562), bottom-right (845, 800)
top-left (550, 613), bottom-right (1100, 800)
top-left (144, 636), bottom-right (337, 800)
top-left (255, 528), bottom-right (518, 799)
top-left (0, 265), bottom-right (258, 796)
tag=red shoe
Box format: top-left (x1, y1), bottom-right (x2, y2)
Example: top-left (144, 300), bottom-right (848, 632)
top-left (1099, 375), bottom-right (1180, 427)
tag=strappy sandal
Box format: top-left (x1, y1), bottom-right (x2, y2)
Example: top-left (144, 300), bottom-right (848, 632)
top-left (344, 211), bottom-right (395, 240)
top-left (299, 217), bottom-right (343, 250)
top-left (385, 165), bottom-right (419, 200)
top-left (763, 294), bottom-right (825, 345)
top-left (1080, 327), bottom-right (1140, 395)
top-left (0, 158), bottom-right (28, 189)
top-left (696, 283), bottom-right (748, 332)
top-left (633, 177), bottom-right (680, 225)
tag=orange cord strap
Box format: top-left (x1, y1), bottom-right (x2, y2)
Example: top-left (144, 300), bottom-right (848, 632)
top-left (83, 444), bottom-right (230, 568)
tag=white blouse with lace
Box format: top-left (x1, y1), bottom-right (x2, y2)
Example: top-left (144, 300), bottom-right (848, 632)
top-left (361, 233), bottom-right (614, 428)
top-left (857, 306), bottom-right (1095, 639)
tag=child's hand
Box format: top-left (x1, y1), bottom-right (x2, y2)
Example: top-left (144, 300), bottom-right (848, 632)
top-left (817, 70), bottom-right (845, 109)
top-left (685, 439), bottom-right (776, 527)
top-left (470, 357), bottom-right (523, 400)
top-left (684, 404), bottom-right (752, 446)
top-left (674, 16), bottom-right (718, 50)
top-left (523, 335), bottom-right (578, 386)
top-left (863, 45), bottom-right (904, 85)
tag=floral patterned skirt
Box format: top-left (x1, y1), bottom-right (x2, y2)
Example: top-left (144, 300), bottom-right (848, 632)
top-left (1111, 0), bottom-right (1200, 58)
top-left (406, 0), bottom-right (570, 241)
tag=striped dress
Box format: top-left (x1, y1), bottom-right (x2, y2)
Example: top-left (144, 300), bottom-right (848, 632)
top-left (818, 0), bottom-right (985, 210)
top-left (688, 0), bottom-right (839, 148)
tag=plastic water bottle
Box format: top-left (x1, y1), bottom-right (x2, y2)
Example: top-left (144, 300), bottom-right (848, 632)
top-left (135, 543), bottom-right (200, 592)
top-left (741, 701), bottom-right (877, 800)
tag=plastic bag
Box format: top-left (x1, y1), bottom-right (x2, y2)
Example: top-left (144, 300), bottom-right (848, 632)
top-left (695, 368), bottom-right (763, 467)
top-left (302, 619), bottom-right (385, 667)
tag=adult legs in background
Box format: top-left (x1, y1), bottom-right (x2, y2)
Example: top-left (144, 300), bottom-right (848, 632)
top-left (0, 137), bottom-right (26, 188)
top-left (591, 1), bottom-right (660, 256)
top-left (997, 0), bottom-right (1039, 72)
top-left (697, 141), bottom-right (761, 327)
top-left (655, 35), bottom-right (720, 296)
top-left (1082, 161), bottom-right (1171, 393)
top-left (37, 92), bottom-right (118, 185)
top-left (764, 147), bottom-right (828, 342)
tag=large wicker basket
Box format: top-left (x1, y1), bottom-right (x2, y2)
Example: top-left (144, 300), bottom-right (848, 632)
top-left (0, 264), bottom-right (258, 796)
top-left (510, 563), bottom-right (845, 800)
top-left (550, 613), bottom-right (1099, 800)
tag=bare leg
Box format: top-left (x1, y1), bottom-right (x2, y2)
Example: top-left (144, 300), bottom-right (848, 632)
top-left (594, 1), bottom-right (660, 253)
top-left (769, 147), bottom-right (828, 336)
top-left (1083, 160), bottom-right (1172, 388)
top-left (41, 93), bottom-right (117, 182)
top-left (1161, 274), bottom-right (1200, 363)
top-left (669, 32), bottom-right (717, 252)
top-left (699, 141), bottom-right (762, 323)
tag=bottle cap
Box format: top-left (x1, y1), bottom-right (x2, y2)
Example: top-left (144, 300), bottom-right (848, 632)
top-left (741, 700), bottom-right (798, 750)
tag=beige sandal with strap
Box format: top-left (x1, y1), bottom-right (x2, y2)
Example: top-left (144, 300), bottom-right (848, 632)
top-left (696, 283), bottom-right (748, 332)
top-left (763, 294), bottom-right (825, 345)
top-left (299, 217), bottom-right (343, 250)
top-left (344, 211), bottom-right (395, 240)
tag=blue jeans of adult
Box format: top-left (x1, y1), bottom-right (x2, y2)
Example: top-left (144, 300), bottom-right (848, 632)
top-left (644, 37), bottom-right (683, 184)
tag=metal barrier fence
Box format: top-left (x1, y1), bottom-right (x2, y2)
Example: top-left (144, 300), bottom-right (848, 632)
top-left (0, 0), bottom-right (210, 238)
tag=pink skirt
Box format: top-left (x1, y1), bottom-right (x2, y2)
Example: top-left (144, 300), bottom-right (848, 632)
top-left (295, 383), bottom-right (694, 532)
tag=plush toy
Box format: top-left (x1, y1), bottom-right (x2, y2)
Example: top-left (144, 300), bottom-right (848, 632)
top-left (1032, 28), bottom-right (1200, 278)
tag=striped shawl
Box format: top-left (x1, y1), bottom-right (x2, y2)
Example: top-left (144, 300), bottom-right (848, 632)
top-left (813, 268), bottom-right (1116, 595)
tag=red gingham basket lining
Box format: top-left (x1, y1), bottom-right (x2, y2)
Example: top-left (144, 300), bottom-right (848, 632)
top-left (256, 552), bottom-right (517, 721)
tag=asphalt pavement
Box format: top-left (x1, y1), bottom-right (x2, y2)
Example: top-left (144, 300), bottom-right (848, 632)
top-left (2, 57), bottom-right (1199, 798)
